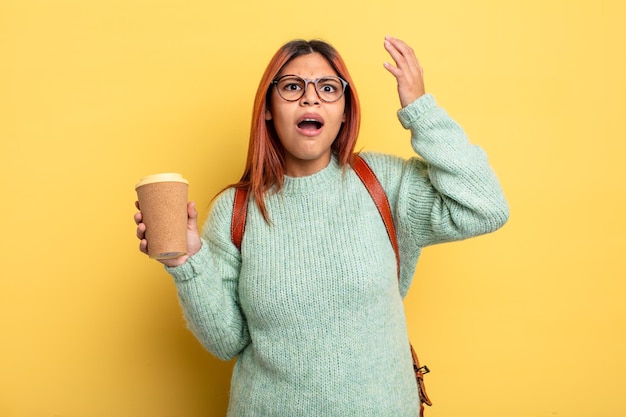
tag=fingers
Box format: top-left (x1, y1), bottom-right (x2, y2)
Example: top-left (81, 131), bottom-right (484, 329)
top-left (136, 222), bottom-right (148, 255)
top-left (134, 201), bottom-right (149, 255)
top-left (138, 238), bottom-right (149, 255)
top-left (186, 201), bottom-right (199, 232)
top-left (383, 35), bottom-right (426, 108)
top-left (136, 220), bottom-right (146, 239)
top-left (184, 201), bottom-right (203, 258)
top-left (383, 36), bottom-right (420, 76)
top-left (134, 201), bottom-right (144, 239)
top-left (134, 210), bottom-right (149, 255)
top-left (187, 201), bottom-right (197, 221)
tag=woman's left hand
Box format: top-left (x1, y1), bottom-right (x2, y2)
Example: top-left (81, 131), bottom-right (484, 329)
top-left (383, 36), bottom-right (426, 108)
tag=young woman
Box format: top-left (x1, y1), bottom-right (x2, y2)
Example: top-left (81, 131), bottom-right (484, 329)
top-left (134, 36), bottom-right (509, 417)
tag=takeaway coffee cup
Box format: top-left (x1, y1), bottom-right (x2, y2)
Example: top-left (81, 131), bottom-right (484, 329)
top-left (135, 173), bottom-right (189, 259)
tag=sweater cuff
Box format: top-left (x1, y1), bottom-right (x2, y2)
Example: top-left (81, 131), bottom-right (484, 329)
top-left (164, 238), bottom-right (211, 282)
top-left (397, 93), bottom-right (437, 129)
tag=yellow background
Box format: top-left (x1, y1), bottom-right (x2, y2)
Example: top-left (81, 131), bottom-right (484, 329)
top-left (1, 0), bottom-right (624, 416)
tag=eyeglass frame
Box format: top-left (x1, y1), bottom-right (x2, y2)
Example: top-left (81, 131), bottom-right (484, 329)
top-left (270, 74), bottom-right (349, 103)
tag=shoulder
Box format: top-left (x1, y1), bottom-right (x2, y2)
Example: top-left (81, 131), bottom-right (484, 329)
top-left (209, 187), bottom-right (236, 222)
top-left (357, 151), bottom-right (405, 176)
top-left (357, 152), bottom-right (428, 187)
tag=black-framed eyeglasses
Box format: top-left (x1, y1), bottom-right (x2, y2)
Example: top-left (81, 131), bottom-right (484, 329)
top-left (271, 75), bottom-right (349, 103)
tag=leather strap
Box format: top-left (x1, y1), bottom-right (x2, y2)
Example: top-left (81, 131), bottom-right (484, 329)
top-left (412, 344), bottom-right (433, 415)
top-left (353, 155), bottom-right (432, 416)
top-left (231, 187), bottom-right (248, 251)
top-left (352, 155), bottom-right (401, 277)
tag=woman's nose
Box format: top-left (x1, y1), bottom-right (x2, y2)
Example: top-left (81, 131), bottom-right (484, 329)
top-left (301, 83), bottom-right (320, 105)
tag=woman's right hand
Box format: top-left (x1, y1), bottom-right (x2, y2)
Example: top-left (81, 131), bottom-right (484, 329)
top-left (134, 201), bottom-right (202, 267)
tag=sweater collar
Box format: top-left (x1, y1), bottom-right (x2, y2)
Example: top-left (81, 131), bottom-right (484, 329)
top-left (280, 154), bottom-right (341, 195)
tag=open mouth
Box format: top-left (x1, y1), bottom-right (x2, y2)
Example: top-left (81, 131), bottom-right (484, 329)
top-left (296, 114), bottom-right (325, 135)
top-left (297, 119), bottom-right (323, 130)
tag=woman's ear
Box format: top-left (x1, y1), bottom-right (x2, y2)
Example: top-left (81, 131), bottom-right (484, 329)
top-left (265, 109), bottom-right (272, 121)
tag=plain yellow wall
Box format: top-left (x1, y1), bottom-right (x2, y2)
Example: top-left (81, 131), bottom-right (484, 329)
top-left (1, 0), bottom-right (624, 416)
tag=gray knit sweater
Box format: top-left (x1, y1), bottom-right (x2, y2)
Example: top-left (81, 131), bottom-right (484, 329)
top-left (166, 94), bottom-right (509, 416)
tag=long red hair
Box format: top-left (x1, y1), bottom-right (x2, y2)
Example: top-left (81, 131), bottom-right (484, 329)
top-left (230, 39), bottom-right (361, 221)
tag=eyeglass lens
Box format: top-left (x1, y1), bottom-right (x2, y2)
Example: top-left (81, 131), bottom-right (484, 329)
top-left (275, 76), bottom-right (346, 102)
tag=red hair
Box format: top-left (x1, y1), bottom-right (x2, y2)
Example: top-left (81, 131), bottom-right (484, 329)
top-left (230, 39), bottom-right (361, 221)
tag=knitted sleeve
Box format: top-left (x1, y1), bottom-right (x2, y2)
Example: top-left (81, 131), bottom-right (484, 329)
top-left (361, 94), bottom-right (509, 293)
top-left (396, 94), bottom-right (509, 247)
top-left (164, 188), bottom-right (250, 360)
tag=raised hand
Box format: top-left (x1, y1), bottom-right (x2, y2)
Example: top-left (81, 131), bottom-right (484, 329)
top-left (383, 36), bottom-right (426, 108)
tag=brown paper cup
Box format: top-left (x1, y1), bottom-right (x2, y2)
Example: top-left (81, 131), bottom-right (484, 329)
top-left (135, 173), bottom-right (189, 260)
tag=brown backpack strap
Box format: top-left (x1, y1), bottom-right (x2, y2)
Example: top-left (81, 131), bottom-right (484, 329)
top-left (352, 155), bottom-right (401, 277)
top-left (352, 154), bottom-right (432, 415)
top-left (231, 187), bottom-right (249, 251)
top-left (412, 345), bottom-right (433, 415)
